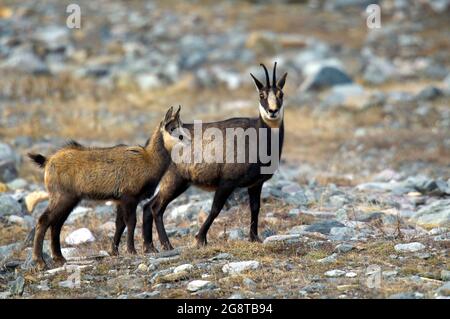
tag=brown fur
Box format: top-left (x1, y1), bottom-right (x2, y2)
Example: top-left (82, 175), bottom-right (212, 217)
top-left (29, 107), bottom-right (182, 270)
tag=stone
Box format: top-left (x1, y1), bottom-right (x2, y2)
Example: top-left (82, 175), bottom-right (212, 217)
top-left (345, 272), bottom-right (358, 278)
top-left (335, 243), bottom-right (354, 253)
top-left (304, 220), bottom-right (345, 235)
top-left (0, 243), bottom-right (21, 260)
top-left (243, 278), bottom-right (257, 290)
top-left (209, 253), bottom-right (232, 261)
top-left (9, 276), bottom-right (25, 296)
top-left (221, 228), bottom-right (245, 241)
top-left (6, 178), bottom-right (28, 190)
top-left (66, 206), bottom-right (91, 224)
top-left (187, 280), bottom-right (214, 292)
top-left (135, 73), bottom-right (164, 90)
top-left (436, 282), bottom-right (450, 297)
top-left (324, 269), bottom-right (346, 277)
top-left (394, 242), bottom-right (426, 253)
top-left (363, 56), bottom-right (397, 85)
top-left (0, 49), bottom-right (49, 75)
top-left (288, 208), bottom-right (301, 217)
top-left (441, 270), bottom-right (450, 281)
top-left (65, 228), bottom-right (95, 245)
top-left (300, 65), bottom-right (352, 91)
top-left (0, 160), bottom-right (18, 182)
top-left (318, 253), bottom-right (338, 264)
top-left (0, 194), bottom-right (22, 217)
top-left (222, 261), bottom-right (260, 275)
top-left (173, 264), bottom-right (194, 274)
top-left (389, 292), bottom-right (424, 299)
top-left (411, 199), bottom-right (450, 228)
top-left (137, 264), bottom-right (148, 273)
top-left (329, 227), bottom-right (356, 241)
top-left (416, 86), bottom-right (443, 101)
top-left (263, 234), bottom-right (302, 244)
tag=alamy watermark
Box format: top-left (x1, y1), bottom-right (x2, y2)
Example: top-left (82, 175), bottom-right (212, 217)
top-left (66, 4), bottom-right (81, 29)
top-left (366, 4), bottom-right (381, 29)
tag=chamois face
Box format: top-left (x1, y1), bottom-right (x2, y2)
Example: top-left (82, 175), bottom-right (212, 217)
top-left (250, 62), bottom-right (287, 127)
top-left (161, 106), bottom-right (189, 151)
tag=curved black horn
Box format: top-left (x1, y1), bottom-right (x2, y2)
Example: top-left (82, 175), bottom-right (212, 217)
top-left (272, 61), bottom-right (277, 87)
top-left (260, 63), bottom-right (270, 87)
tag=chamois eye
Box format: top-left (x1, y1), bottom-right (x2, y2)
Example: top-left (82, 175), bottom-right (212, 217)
top-left (259, 93), bottom-right (265, 99)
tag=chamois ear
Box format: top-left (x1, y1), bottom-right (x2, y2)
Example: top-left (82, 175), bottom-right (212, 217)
top-left (277, 72), bottom-right (288, 89)
top-left (174, 105), bottom-right (182, 124)
top-left (250, 73), bottom-right (264, 91)
top-left (164, 106), bottom-right (174, 124)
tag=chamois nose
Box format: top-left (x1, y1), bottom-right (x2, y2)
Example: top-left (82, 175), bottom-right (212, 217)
top-left (268, 109), bottom-right (278, 118)
top-left (179, 135), bottom-right (184, 141)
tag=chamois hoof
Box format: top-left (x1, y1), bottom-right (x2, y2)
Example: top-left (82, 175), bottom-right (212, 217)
top-left (110, 245), bottom-right (120, 256)
top-left (143, 244), bottom-right (159, 254)
top-left (31, 259), bottom-right (48, 272)
top-left (195, 235), bottom-right (207, 248)
top-left (250, 236), bottom-right (262, 243)
top-left (162, 243), bottom-right (174, 251)
top-left (127, 248), bottom-right (138, 255)
top-left (52, 256), bottom-right (67, 267)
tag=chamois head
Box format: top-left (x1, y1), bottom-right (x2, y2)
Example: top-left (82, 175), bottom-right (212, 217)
top-left (161, 105), bottom-right (189, 150)
top-left (250, 62), bottom-right (287, 127)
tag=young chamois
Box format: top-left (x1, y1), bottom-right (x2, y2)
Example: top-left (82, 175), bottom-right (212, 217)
top-left (143, 62), bottom-right (287, 252)
top-left (28, 106), bottom-right (184, 270)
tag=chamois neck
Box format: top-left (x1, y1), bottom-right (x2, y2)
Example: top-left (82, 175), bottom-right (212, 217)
top-left (144, 126), bottom-right (169, 174)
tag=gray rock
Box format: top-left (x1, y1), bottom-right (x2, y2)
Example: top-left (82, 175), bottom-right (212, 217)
top-left (222, 228), bottom-right (246, 241)
top-left (335, 243), bottom-right (354, 253)
top-left (363, 56), bottom-right (396, 85)
top-left (32, 25), bottom-right (70, 51)
top-left (243, 278), bottom-right (257, 290)
top-left (187, 280), bottom-right (215, 292)
top-left (324, 269), bottom-right (346, 277)
top-left (329, 227), bottom-right (356, 241)
top-left (288, 208), bottom-right (301, 217)
top-left (0, 194), bottom-right (22, 217)
top-left (441, 270), bottom-right (450, 281)
top-left (436, 281), bottom-right (450, 297)
top-left (263, 234), bottom-right (302, 244)
top-left (0, 49), bottom-right (49, 75)
top-left (389, 292), bottom-right (424, 299)
top-left (209, 253), bottom-right (232, 261)
top-left (416, 86), bottom-right (443, 101)
top-left (301, 66), bottom-right (352, 91)
top-left (222, 261), bottom-right (260, 274)
top-left (394, 242), bottom-right (426, 253)
top-left (0, 160), bottom-right (18, 183)
top-left (0, 243), bottom-right (21, 261)
top-left (32, 200), bottom-right (49, 219)
top-left (6, 178), bottom-right (28, 190)
top-left (411, 199), bottom-right (450, 228)
top-left (318, 253), bottom-right (338, 264)
top-left (9, 276), bottom-right (25, 296)
top-left (304, 220), bottom-right (345, 235)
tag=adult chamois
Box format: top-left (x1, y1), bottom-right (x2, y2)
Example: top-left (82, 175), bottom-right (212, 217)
top-left (143, 62), bottom-right (287, 252)
top-left (28, 106), bottom-right (184, 270)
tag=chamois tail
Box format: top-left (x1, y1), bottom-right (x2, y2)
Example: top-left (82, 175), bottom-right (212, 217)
top-left (28, 153), bottom-right (47, 168)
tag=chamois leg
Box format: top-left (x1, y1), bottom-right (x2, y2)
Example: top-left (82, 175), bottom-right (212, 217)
top-left (248, 182), bottom-right (263, 243)
top-left (123, 199), bottom-right (138, 254)
top-left (142, 198), bottom-right (158, 253)
top-left (32, 207), bottom-right (52, 270)
top-left (195, 187), bottom-right (234, 248)
top-left (153, 178), bottom-right (189, 250)
top-left (111, 205), bottom-right (125, 256)
top-left (50, 196), bottom-right (79, 266)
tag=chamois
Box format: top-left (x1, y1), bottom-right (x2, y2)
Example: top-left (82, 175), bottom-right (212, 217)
top-left (28, 106), bottom-right (184, 270)
top-left (143, 62), bottom-right (287, 252)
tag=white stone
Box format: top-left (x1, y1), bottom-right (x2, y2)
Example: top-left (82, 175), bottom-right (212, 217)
top-left (174, 264), bottom-right (194, 274)
top-left (137, 263), bottom-right (148, 273)
top-left (263, 234), bottom-right (302, 244)
top-left (187, 280), bottom-right (213, 292)
top-left (345, 272), bottom-right (358, 278)
top-left (394, 242), bottom-right (426, 253)
top-left (65, 228), bottom-right (95, 245)
top-left (222, 261), bottom-right (260, 275)
top-left (325, 269), bottom-right (346, 277)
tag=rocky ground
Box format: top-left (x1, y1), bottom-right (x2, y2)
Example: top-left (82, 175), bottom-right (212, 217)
top-left (0, 0), bottom-right (449, 299)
